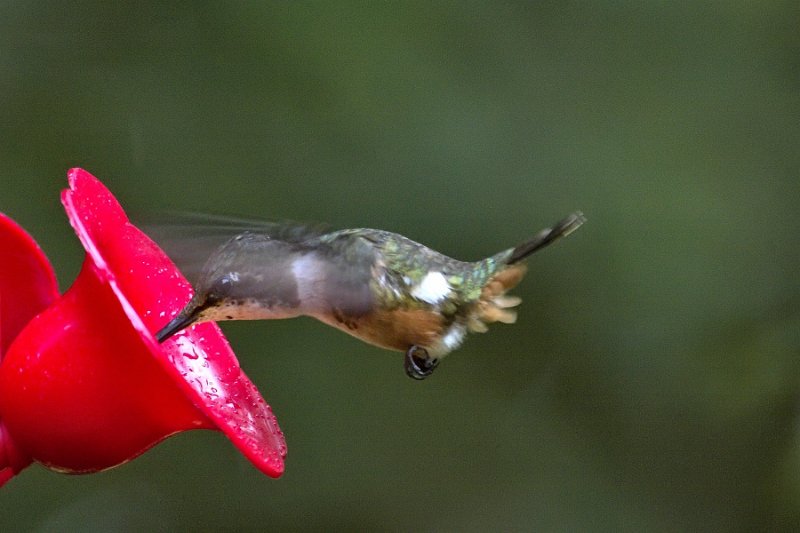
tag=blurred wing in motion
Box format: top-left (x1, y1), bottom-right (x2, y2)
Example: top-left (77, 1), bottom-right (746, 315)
top-left (138, 211), bottom-right (328, 284)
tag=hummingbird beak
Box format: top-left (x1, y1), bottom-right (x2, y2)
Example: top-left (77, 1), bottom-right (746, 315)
top-left (155, 307), bottom-right (201, 343)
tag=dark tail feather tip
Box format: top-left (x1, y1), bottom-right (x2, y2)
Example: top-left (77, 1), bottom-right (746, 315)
top-left (508, 211), bottom-right (586, 264)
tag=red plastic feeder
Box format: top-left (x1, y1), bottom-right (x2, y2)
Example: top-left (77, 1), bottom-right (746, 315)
top-left (0, 169), bottom-right (286, 486)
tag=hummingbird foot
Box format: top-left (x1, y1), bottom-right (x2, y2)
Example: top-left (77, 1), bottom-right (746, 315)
top-left (404, 346), bottom-right (439, 380)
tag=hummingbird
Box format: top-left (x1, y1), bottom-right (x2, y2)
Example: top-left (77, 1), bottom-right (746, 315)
top-left (155, 212), bottom-right (585, 379)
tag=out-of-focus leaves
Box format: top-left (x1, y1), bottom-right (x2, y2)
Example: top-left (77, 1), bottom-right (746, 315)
top-left (0, 1), bottom-right (798, 530)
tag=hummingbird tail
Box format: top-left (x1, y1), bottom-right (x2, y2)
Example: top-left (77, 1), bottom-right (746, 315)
top-left (468, 265), bottom-right (527, 333)
top-left (468, 212), bottom-right (584, 333)
top-left (470, 293), bottom-right (522, 332)
top-left (507, 211), bottom-right (586, 265)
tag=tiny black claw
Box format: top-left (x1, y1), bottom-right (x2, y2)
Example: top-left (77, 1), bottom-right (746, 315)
top-left (404, 345), bottom-right (439, 380)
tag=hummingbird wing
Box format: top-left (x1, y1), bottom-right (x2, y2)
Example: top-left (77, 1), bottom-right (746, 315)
top-left (143, 211), bottom-right (330, 241)
top-left (188, 229), bottom-right (378, 318)
top-left (139, 212), bottom-right (329, 284)
top-left (299, 230), bottom-right (382, 318)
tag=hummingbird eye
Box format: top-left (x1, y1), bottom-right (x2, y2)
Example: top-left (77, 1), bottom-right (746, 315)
top-left (203, 274), bottom-right (237, 306)
top-left (215, 273), bottom-right (240, 291)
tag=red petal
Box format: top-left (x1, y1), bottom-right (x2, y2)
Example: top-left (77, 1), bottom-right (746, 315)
top-left (0, 265), bottom-right (214, 474)
top-left (0, 213), bottom-right (59, 357)
top-left (60, 169), bottom-right (285, 476)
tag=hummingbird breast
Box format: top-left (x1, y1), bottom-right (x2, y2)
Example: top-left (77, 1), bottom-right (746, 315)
top-left (313, 306), bottom-right (448, 354)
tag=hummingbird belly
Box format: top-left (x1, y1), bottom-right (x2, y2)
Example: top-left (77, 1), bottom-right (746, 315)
top-left (212, 298), bottom-right (304, 321)
top-left (313, 307), bottom-right (448, 354)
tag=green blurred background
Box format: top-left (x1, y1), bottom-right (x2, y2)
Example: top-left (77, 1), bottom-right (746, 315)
top-left (1, 1), bottom-right (799, 531)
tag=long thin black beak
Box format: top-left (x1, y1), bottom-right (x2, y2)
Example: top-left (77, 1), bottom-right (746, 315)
top-left (156, 311), bottom-right (198, 343)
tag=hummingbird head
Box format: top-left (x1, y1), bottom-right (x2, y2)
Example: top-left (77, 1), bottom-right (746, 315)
top-left (155, 274), bottom-right (240, 342)
top-left (155, 232), bottom-right (297, 343)
top-left (156, 252), bottom-right (307, 343)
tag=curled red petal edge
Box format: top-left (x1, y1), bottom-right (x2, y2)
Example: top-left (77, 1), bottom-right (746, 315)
top-left (0, 213), bottom-right (60, 485)
top-left (0, 212), bottom-right (60, 357)
top-left (60, 168), bottom-right (286, 477)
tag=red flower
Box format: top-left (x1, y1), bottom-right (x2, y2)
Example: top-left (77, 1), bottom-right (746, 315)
top-left (0, 169), bottom-right (286, 486)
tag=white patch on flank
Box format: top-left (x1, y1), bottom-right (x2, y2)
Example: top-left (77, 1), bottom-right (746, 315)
top-left (291, 254), bottom-right (321, 306)
top-left (442, 324), bottom-right (466, 350)
top-left (428, 323), bottom-right (467, 357)
top-left (411, 271), bottom-right (451, 304)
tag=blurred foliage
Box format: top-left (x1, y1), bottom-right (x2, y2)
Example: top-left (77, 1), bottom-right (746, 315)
top-left (1, 1), bottom-right (799, 531)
